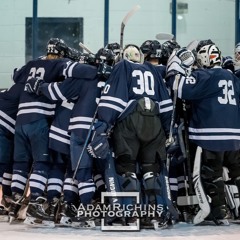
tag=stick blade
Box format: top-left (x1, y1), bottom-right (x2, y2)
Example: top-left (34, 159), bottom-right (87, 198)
top-left (186, 40), bottom-right (199, 51)
top-left (155, 33), bottom-right (174, 41)
top-left (122, 5), bottom-right (141, 26)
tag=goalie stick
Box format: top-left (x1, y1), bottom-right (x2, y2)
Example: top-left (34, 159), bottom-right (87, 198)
top-left (120, 5), bottom-right (140, 55)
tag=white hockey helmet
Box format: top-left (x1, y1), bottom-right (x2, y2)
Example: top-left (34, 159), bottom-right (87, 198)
top-left (197, 44), bottom-right (221, 68)
top-left (123, 44), bottom-right (142, 63)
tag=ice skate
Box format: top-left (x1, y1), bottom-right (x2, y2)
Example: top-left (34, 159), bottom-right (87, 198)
top-left (59, 201), bottom-right (78, 227)
top-left (0, 205), bottom-right (9, 222)
top-left (24, 196), bottom-right (55, 228)
top-left (196, 205), bottom-right (230, 226)
top-left (0, 195), bottom-right (11, 222)
top-left (70, 215), bottom-right (96, 229)
top-left (8, 193), bottom-right (26, 224)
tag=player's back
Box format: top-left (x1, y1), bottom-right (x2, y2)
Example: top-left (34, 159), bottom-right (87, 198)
top-left (16, 57), bottom-right (72, 125)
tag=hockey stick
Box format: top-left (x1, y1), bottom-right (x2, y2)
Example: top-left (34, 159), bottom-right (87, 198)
top-left (166, 74), bottom-right (181, 171)
top-left (71, 105), bottom-right (99, 182)
top-left (185, 40), bottom-right (199, 51)
top-left (120, 5), bottom-right (141, 55)
top-left (155, 33), bottom-right (174, 41)
top-left (79, 42), bottom-right (94, 54)
top-left (177, 121), bottom-right (198, 206)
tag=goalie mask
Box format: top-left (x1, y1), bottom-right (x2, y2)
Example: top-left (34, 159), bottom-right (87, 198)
top-left (197, 44), bottom-right (222, 68)
top-left (46, 38), bottom-right (68, 57)
top-left (196, 39), bottom-right (215, 53)
top-left (123, 44), bottom-right (142, 63)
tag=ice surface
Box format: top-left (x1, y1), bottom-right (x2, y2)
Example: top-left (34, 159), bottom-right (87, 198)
top-left (1, 221), bottom-right (240, 240)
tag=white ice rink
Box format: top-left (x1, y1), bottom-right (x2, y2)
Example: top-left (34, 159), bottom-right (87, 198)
top-left (1, 221), bottom-right (240, 240)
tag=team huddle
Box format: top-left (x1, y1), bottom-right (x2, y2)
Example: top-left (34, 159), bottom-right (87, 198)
top-left (0, 36), bottom-right (240, 230)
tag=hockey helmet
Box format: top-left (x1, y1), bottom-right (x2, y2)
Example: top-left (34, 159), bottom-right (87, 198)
top-left (197, 44), bottom-right (222, 68)
top-left (46, 38), bottom-right (68, 57)
top-left (235, 42), bottom-right (240, 62)
top-left (123, 44), bottom-right (141, 63)
top-left (196, 39), bottom-right (215, 53)
top-left (161, 40), bottom-right (181, 65)
top-left (140, 40), bottom-right (162, 60)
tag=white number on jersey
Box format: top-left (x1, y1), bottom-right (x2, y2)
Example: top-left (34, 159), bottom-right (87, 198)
top-left (132, 70), bottom-right (155, 95)
top-left (27, 67), bottom-right (45, 81)
top-left (218, 80), bottom-right (236, 105)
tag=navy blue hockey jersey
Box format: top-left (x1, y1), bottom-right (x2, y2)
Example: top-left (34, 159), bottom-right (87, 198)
top-left (49, 100), bottom-right (74, 155)
top-left (39, 77), bottom-right (102, 137)
top-left (15, 58), bottom-right (97, 125)
top-left (177, 67), bottom-right (240, 151)
top-left (0, 83), bottom-right (24, 134)
top-left (97, 60), bottom-right (173, 135)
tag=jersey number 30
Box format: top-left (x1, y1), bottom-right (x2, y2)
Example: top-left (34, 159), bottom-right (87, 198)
top-left (218, 80), bottom-right (236, 105)
top-left (132, 70), bottom-right (155, 95)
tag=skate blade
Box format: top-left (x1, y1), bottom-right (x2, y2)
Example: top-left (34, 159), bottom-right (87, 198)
top-left (151, 220), bottom-right (169, 231)
top-left (216, 219), bottom-right (230, 226)
top-left (9, 216), bottom-right (17, 224)
top-left (0, 215), bottom-right (9, 222)
top-left (71, 220), bottom-right (95, 229)
top-left (59, 216), bottom-right (73, 227)
top-left (24, 217), bottom-right (55, 228)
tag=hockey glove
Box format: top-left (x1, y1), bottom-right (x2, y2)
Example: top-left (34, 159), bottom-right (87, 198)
top-left (222, 56), bottom-right (235, 73)
top-left (97, 62), bottom-right (113, 81)
top-left (25, 77), bottom-right (44, 95)
top-left (87, 121), bottom-right (110, 159)
top-left (166, 47), bottom-right (195, 77)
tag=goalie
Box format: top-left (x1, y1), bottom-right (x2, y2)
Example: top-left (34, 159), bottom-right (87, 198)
top-left (166, 43), bottom-right (240, 225)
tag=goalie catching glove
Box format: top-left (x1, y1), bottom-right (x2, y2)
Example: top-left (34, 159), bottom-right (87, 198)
top-left (166, 47), bottom-right (195, 77)
top-left (87, 121), bottom-right (110, 159)
top-left (25, 77), bottom-right (44, 95)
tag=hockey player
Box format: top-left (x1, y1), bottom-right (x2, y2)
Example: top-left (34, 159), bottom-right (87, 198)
top-left (160, 40), bottom-right (181, 66)
top-left (40, 48), bottom-right (83, 226)
top-left (140, 40), bottom-right (166, 79)
top-left (9, 38), bottom-right (97, 224)
top-left (234, 43), bottom-right (240, 78)
top-left (24, 48), bottom-right (115, 227)
top-left (166, 44), bottom-right (240, 225)
top-left (0, 75), bottom-right (27, 221)
top-left (87, 44), bottom-right (174, 229)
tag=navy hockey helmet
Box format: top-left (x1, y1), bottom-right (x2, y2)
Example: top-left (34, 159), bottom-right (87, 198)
top-left (95, 48), bottom-right (116, 66)
top-left (66, 47), bottom-right (82, 61)
top-left (46, 38), bottom-right (68, 57)
top-left (105, 42), bottom-right (121, 62)
top-left (95, 48), bottom-right (116, 80)
top-left (140, 40), bottom-right (162, 60)
top-left (79, 53), bottom-right (96, 65)
top-left (161, 40), bottom-right (181, 65)
top-left (105, 42), bottom-right (121, 55)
